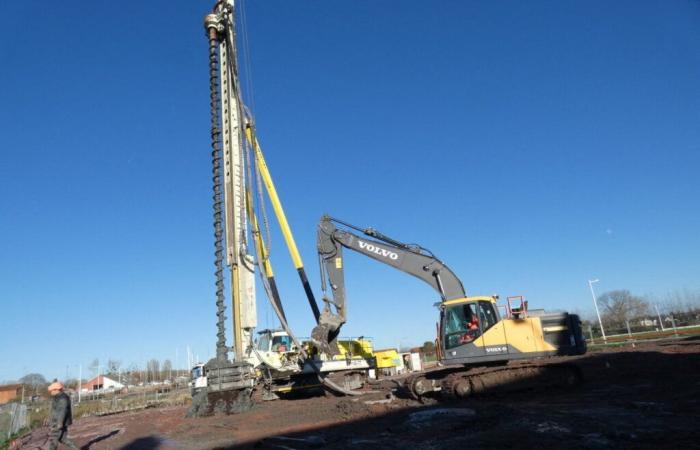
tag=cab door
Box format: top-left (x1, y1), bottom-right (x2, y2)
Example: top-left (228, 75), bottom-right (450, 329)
top-left (475, 301), bottom-right (509, 357)
top-left (441, 302), bottom-right (482, 362)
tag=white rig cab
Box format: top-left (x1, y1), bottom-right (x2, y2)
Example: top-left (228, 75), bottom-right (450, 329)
top-left (247, 329), bottom-right (304, 373)
top-left (190, 363), bottom-right (207, 395)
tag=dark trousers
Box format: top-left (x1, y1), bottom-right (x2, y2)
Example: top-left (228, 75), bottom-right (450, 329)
top-left (48, 427), bottom-right (79, 450)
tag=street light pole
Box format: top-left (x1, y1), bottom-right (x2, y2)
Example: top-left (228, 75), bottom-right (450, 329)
top-left (654, 304), bottom-right (665, 332)
top-left (588, 279), bottom-right (607, 342)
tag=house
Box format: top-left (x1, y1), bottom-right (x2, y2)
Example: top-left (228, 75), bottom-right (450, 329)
top-left (0, 384), bottom-right (23, 404)
top-left (80, 375), bottom-right (124, 392)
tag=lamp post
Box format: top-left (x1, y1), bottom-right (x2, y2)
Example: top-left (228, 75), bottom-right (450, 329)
top-left (588, 279), bottom-right (607, 342)
top-left (654, 304), bottom-right (665, 332)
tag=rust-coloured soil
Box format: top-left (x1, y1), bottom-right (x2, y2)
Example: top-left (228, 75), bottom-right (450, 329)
top-left (15, 338), bottom-right (700, 449)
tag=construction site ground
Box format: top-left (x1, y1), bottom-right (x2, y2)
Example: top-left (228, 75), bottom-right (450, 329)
top-left (15, 338), bottom-right (700, 449)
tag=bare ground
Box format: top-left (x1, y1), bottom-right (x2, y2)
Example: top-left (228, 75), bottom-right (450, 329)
top-left (14, 338), bottom-right (700, 449)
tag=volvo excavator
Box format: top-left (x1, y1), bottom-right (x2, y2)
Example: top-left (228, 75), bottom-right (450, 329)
top-left (312, 216), bottom-right (587, 399)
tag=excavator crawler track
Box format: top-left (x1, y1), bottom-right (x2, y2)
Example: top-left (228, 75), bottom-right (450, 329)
top-left (441, 363), bottom-right (582, 398)
top-left (406, 363), bottom-right (583, 400)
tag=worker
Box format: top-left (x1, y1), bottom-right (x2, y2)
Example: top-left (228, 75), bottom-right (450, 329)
top-left (460, 307), bottom-right (481, 343)
top-left (468, 314), bottom-right (479, 331)
top-left (47, 381), bottom-right (79, 450)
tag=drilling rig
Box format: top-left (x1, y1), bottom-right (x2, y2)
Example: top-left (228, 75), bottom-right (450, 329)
top-left (192, 1), bottom-right (375, 415)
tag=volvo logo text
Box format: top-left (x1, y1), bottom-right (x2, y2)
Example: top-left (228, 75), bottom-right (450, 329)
top-left (358, 241), bottom-right (399, 260)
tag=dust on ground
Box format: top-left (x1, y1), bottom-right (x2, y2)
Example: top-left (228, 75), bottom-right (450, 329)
top-left (13, 338), bottom-right (700, 449)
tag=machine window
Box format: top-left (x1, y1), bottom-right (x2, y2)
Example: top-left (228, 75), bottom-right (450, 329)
top-left (272, 335), bottom-right (292, 351)
top-left (257, 334), bottom-right (270, 352)
top-left (444, 303), bottom-right (481, 349)
top-left (478, 301), bottom-right (498, 332)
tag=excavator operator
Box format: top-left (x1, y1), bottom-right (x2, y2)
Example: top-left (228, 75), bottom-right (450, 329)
top-left (459, 306), bottom-right (481, 344)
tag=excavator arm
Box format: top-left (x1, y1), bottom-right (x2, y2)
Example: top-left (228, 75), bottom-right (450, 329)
top-left (312, 215), bottom-right (466, 354)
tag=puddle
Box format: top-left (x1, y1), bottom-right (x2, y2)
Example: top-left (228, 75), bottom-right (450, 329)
top-left (407, 408), bottom-right (476, 428)
top-left (535, 421), bottom-right (571, 434)
top-left (263, 434), bottom-right (326, 448)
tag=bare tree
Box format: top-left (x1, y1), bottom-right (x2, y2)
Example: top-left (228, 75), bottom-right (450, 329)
top-left (162, 359), bottom-right (173, 381)
top-left (659, 289), bottom-right (700, 326)
top-left (90, 358), bottom-right (100, 378)
top-left (663, 289), bottom-right (700, 313)
top-left (64, 378), bottom-right (80, 389)
top-left (20, 373), bottom-right (47, 396)
top-left (146, 359), bottom-right (161, 382)
top-left (107, 359), bottom-right (122, 376)
top-left (126, 363), bottom-right (141, 385)
top-left (597, 290), bottom-right (649, 328)
top-left (19, 373), bottom-right (46, 387)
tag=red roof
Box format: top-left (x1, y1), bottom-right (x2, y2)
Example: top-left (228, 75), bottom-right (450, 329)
top-left (0, 384), bottom-right (22, 392)
top-left (83, 375), bottom-right (113, 386)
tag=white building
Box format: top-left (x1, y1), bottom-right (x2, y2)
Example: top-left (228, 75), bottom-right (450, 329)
top-left (80, 375), bottom-right (124, 392)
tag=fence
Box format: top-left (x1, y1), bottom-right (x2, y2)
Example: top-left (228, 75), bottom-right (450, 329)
top-left (0, 385), bottom-right (191, 447)
top-left (0, 403), bottom-right (28, 442)
top-left (585, 321), bottom-right (700, 345)
top-left (68, 384), bottom-right (191, 418)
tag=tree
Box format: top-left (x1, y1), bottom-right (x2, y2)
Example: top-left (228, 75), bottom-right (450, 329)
top-left (125, 363), bottom-right (142, 385)
top-left (146, 359), bottom-right (160, 382)
top-left (162, 359), bottom-right (172, 380)
top-left (107, 359), bottom-right (122, 376)
top-left (19, 373), bottom-right (47, 395)
top-left (421, 341), bottom-right (436, 355)
top-left (663, 289), bottom-right (700, 314)
top-left (19, 373), bottom-right (46, 387)
top-left (90, 358), bottom-right (100, 377)
top-left (597, 290), bottom-right (649, 328)
top-left (64, 378), bottom-right (80, 389)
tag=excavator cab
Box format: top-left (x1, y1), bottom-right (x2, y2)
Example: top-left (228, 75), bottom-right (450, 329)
top-left (441, 297), bottom-right (502, 354)
top-left (439, 295), bottom-right (586, 366)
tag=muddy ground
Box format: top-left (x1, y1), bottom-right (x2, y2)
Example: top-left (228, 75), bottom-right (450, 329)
top-left (15, 338), bottom-right (700, 449)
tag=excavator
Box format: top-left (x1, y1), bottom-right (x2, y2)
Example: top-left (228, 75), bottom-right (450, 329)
top-left (312, 216), bottom-right (587, 399)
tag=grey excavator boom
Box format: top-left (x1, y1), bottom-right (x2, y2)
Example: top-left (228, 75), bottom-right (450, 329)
top-left (312, 215), bottom-right (466, 354)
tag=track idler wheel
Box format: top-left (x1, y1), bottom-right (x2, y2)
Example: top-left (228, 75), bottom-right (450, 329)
top-left (452, 379), bottom-right (472, 398)
top-left (406, 375), bottom-right (439, 400)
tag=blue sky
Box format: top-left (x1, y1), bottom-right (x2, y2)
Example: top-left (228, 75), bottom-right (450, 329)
top-left (1, 1), bottom-right (699, 382)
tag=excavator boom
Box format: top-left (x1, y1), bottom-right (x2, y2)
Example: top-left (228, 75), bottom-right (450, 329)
top-left (312, 215), bottom-right (465, 354)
